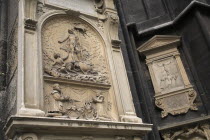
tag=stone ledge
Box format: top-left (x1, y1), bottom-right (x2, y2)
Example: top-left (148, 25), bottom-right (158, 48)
top-left (4, 116), bottom-right (152, 138)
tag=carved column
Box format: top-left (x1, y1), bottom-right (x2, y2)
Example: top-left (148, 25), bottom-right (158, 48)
top-left (138, 35), bottom-right (197, 118)
top-left (103, 2), bottom-right (142, 123)
top-left (17, 0), bottom-right (45, 116)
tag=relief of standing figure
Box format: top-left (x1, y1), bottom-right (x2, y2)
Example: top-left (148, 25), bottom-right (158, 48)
top-left (92, 93), bottom-right (111, 121)
top-left (47, 83), bottom-right (74, 118)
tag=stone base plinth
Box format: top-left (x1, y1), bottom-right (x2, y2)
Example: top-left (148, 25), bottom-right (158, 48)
top-left (4, 116), bottom-right (152, 140)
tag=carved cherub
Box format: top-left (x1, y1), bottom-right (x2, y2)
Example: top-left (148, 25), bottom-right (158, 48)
top-left (52, 52), bottom-right (69, 73)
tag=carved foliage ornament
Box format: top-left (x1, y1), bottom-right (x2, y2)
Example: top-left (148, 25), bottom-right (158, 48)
top-left (162, 124), bottom-right (210, 140)
top-left (138, 36), bottom-right (198, 118)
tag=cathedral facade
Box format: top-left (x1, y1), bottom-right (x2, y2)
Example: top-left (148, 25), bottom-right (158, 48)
top-left (0, 0), bottom-right (210, 140)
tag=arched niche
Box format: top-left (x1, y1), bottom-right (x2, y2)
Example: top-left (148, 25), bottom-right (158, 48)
top-left (40, 14), bottom-right (119, 121)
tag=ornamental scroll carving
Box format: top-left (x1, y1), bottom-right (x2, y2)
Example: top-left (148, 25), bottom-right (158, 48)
top-left (42, 15), bottom-right (114, 121)
top-left (138, 36), bottom-right (198, 118)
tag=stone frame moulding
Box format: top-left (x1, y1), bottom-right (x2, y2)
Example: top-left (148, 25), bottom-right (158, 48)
top-left (6, 0), bottom-right (153, 139)
top-left (16, 0), bottom-right (143, 123)
top-left (137, 35), bottom-right (198, 118)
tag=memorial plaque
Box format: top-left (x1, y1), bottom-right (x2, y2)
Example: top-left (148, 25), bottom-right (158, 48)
top-left (138, 36), bottom-right (198, 118)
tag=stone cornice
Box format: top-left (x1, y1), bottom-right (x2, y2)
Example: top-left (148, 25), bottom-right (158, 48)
top-left (4, 116), bottom-right (152, 139)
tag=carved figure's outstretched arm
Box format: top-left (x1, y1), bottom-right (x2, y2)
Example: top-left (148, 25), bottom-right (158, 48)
top-left (58, 35), bottom-right (69, 44)
top-left (62, 52), bottom-right (69, 61)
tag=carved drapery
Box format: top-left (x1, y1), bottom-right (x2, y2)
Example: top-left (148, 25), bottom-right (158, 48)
top-left (138, 35), bottom-right (197, 118)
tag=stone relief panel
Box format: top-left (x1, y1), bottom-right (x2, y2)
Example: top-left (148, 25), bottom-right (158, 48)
top-left (44, 82), bottom-right (113, 121)
top-left (138, 36), bottom-right (198, 118)
top-left (152, 57), bottom-right (184, 94)
top-left (42, 15), bottom-right (110, 85)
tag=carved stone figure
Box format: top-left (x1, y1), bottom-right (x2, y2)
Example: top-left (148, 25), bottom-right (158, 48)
top-left (93, 93), bottom-right (111, 121)
top-left (153, 58), bottom-right (184, 93)
top-left (94, 0), bottom-right (104, 14)
top-left (47, 83), bottom-right (73, 117)
top-left (77, 101), bottom-right (96, 120)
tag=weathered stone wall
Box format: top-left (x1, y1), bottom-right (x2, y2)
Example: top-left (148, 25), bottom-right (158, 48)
top-left (0, 0), bottom-right (18, 139)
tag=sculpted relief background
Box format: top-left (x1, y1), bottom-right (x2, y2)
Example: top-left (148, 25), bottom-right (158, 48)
top-left (152, 57), bottom-right (184, 94)
top-left (42, 15), bottom-right (117, 121)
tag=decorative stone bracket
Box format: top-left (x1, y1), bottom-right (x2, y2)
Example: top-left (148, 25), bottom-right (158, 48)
top-left (137, 35), bottom-right (198, 118)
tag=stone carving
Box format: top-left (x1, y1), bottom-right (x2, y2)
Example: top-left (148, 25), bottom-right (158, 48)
top-left (153, 58), bottom-right (184, 93)
top-left (97, 20), bottom-right (105, 32)
top-left (138, 36), bottom-right (198, 118)
top-left (46, 83), bottom-right (78, 117)
top-left (45, 83), bottom-right (112, 120)
top-left (106, 12), bottom-right (119, 25)
top-left (106, 12), bottom-right (121, 47)
top-left (37, 2), bottom-right (54, 18)
top-left (42, 16), bottom-right (110, 85)
top-left (162, 124), bottom-right (210, 140)
top-left (93, 93), bottom-right (111, 121)
top-left (24, 19), bottom-right (37, 31)
top-left (155, 89), bottom-right (197, 118)
top-left (94, 0), bottom-right (104, 14)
